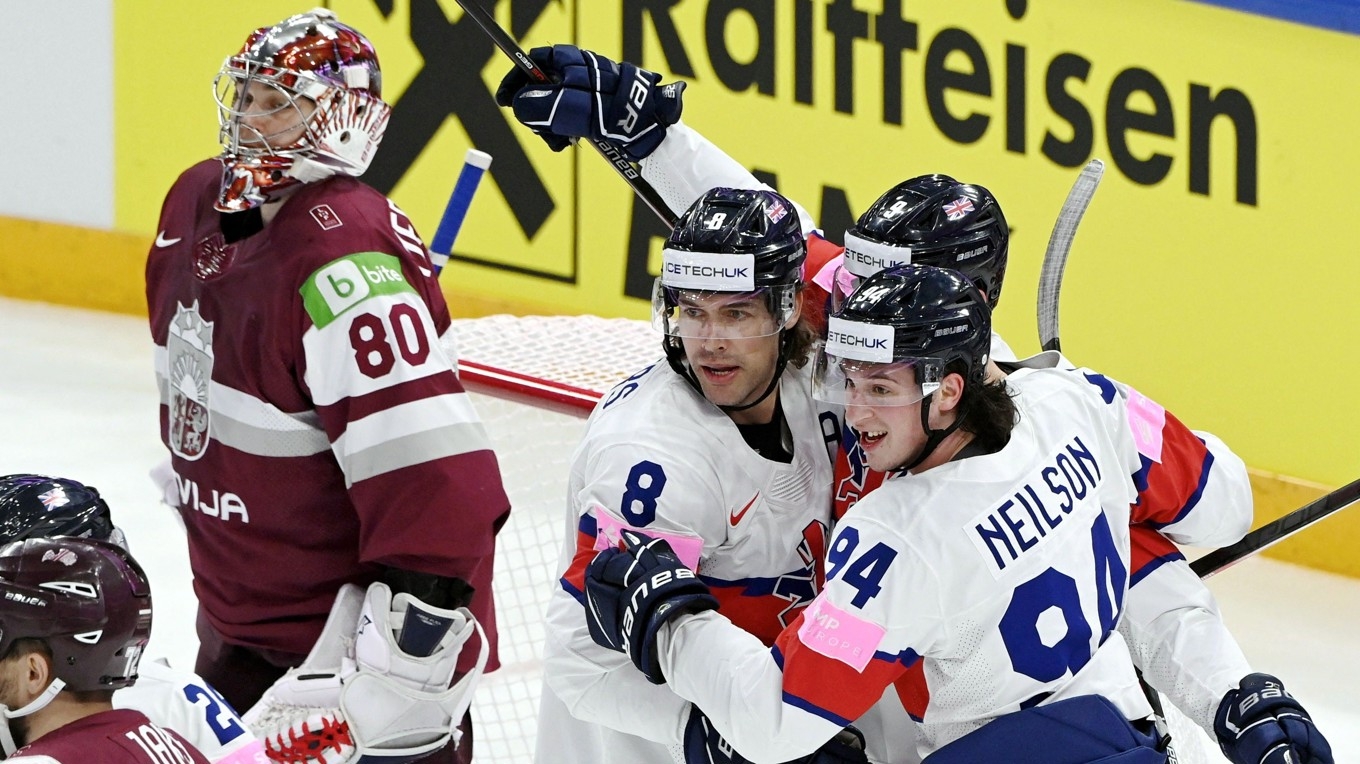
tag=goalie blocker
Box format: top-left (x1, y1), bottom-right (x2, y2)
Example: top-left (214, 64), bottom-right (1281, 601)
top-left (244, 581), bottom-right (487, 764)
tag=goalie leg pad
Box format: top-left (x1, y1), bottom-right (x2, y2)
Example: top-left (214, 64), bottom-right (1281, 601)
top-left (246, 582), bottom-right (488, 764)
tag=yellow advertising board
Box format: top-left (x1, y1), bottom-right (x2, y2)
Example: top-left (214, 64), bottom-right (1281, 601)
top-left (98, 0), bottom-right (1360, 508)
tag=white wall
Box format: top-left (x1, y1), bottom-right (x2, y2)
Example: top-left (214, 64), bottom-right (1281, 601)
top-left (0, 1), bottom-right (113, 227)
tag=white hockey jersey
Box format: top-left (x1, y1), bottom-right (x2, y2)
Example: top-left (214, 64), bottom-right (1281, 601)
top-left (113, 660), bottom-right (265, 764)
top-left (536, 361), bottom-right (837, 763)
top-left (657, 366), bottom-right (1156, 763)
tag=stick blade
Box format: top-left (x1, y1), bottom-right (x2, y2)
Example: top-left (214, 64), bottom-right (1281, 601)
top-left (1037, 158), bottom-right (1105, 353)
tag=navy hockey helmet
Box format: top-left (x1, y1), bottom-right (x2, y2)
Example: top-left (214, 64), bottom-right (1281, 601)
top-left (843, 175), bottom-right (1008, 307)
top-left (656, 187), bottom-right (808, 410)
top-left (815, 264), bottom-right (991, 406)
top-left (0, 475), bottom-right (116, 546)
top-left (0, 537), bottom-right (152, 692)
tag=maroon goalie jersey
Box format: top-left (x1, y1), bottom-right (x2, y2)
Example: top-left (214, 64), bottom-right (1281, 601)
top-left (11, 709), bottom-right (211, 763)
top-left (146, 158), bottom-right (508, 671)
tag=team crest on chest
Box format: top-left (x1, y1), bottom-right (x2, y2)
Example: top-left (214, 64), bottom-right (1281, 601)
top-left (193, 232), bottom-right (236, 280)
top-left (167, 301), bottom-right (215, 460)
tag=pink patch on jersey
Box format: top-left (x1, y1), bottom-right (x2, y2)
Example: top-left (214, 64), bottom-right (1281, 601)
top-left (1126, 388), bottom-right (1166, 463)
top-left (309, 204), bottom-right (344, 230)
top-left (591, 506), bottom-right (704, 570)
top-left (796, 594), bottom-right (885, 672)
top-left (217, 740), bottom-right (268, 764)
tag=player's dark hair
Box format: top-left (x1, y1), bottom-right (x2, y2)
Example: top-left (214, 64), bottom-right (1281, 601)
top-left (951, 360), bottom-right (1017, 453)
top-left (783, 284), bottom-right (818, 369)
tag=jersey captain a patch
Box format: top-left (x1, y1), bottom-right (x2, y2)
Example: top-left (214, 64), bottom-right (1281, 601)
top-left (166, 301), bottom-right (215, 460)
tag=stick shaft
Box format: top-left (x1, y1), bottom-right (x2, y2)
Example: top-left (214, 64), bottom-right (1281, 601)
top-left (1192, 476), bottom-right (1360, 578)
top-left (453, 0), bottom-right (678, 229)
top-left (431, 149), bottom-right (493, 275)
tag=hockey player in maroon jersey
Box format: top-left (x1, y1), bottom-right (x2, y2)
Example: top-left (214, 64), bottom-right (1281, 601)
top-left (0, 536), bottom-right (212, 764)
top-left (0, 473), bottom-right (265, 764)
top-left (145, 9), bottom-right (507, 763)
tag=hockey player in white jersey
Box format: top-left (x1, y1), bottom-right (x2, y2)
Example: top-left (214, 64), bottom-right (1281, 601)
top-left (494, 46), bottom-right (1332, 763)
top-left (535, 187), bottom-right (858, 763)
top-left (584, 265), bottom-right (1173, 762)
top-left (820, 176), bottom-right (1332, 764)
top-left (585, 265), bottom-right (1334, 763)
top-left (0, 474), bottom-right (263, 764)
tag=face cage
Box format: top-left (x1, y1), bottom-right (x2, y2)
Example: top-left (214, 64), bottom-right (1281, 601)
top-left (214, 59), bottom-right (324, 160)
top-left (651, 280), bottom-right (797, 340)
top-left (812, 353), bottom-right (944, 407)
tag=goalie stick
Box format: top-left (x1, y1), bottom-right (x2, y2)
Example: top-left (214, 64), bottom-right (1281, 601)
top-left (1036, 159), bottom-right (1105, 352)
top-left (453, 0), bottom-right (679, 230)
top-left (430, 148), bottom-right (493, 276)
top-left (1191, 475), bottom-right (1360, 578)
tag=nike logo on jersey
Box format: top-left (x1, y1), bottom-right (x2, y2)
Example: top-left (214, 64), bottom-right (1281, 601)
top-left (155, 230), bottom-right (183, 247)
top-left (729, 493), bottom-right (759, 526)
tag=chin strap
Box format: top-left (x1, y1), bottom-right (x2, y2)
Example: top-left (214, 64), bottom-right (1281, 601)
top-left (0, 678), bottom-right (65, 754)
top-left (897, 392), bottom-right (965, 473)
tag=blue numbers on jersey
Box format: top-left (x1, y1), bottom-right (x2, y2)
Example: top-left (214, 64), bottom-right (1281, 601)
top-left (182, 682), bottom-right (246, 745)
top-left (998, 513), bottom-right (1127, 683)
top-left (602, 364), bottom-right (655, 410)
top-left (825, 526), bottom-right (899, 608)
top-left (621, 460), bottom-right (667, 526)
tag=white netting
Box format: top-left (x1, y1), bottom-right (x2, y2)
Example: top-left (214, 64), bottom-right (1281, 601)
top-left (453, 315), bottom-right (1224, 763)
top-left (455, 315), bottom-right (656, 762)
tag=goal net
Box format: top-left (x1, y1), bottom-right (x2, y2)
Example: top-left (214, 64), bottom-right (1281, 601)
top-left (454, 315), bottom-right (1225, 763)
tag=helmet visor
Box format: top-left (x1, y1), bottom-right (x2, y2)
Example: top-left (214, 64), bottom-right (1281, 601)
top-left (651, 279), bottom-right (795, 339)
top-left (812, 352), bottom-right (943, 407)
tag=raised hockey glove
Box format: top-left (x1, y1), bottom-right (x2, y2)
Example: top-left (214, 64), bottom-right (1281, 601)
top-left (685, 707), bottom-right (869, 764)
top-left (584, 530), bottom-right (718, 684)
top-left (1214, 673), bottom-right (1333, 764)
top-left (245, 581), bottom-right (487, 764)
top-left (494, 44), bottom-right (686, 161)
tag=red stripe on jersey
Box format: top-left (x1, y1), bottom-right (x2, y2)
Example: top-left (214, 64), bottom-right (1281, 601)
top-left (561, 525), bottom-right (598, 598)
top-left (893, 657), bottom-right (930, 722)
top-left (709, 585), bottom-right (809, 646)
top-left (1128, 524), bottom-right (1185, 584)
top-left (1130, 409), bottom-right (1212, 527)
top-left (774, 611), bottom-right (909, 726)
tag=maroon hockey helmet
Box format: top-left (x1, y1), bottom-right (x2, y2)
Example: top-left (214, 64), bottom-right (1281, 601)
top-left (213, 8), bottom-right (391, 211)
top-left (0, 537), bottom-right (152, 692)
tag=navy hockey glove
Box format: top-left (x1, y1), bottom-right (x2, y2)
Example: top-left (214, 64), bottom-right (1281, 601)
top-left (584, 530), bottom-right (717, 684)
top-left (685, 706), bottom-right (868, 764)
top-left (494, 44), bottom-right (686, 161)
top-left (1214, 673), bottom-right (1333, 764)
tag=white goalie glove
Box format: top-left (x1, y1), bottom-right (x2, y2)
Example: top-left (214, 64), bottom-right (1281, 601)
top-left (243, 581), bottom-right (487, 764)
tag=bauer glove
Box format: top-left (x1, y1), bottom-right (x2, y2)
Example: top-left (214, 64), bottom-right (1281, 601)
top-left (495, 44), bottom-right (686, 161)
top-left (584, 530), bottom-right (717, 684)
top-left (1214, 672), bottom-right (1333, 764)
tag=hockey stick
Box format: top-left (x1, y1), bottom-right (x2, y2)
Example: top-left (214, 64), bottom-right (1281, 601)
top-left (430, 148), bottom-right (493, 276)
top-left (1036, 159), bottom-right (1105, 353)
top-left (453, 0), bottom-right (679, 229)
top-left (1191, 475), bottom-right (1360, 578)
